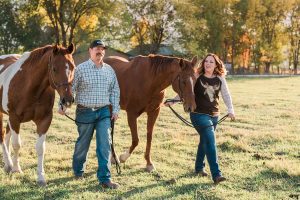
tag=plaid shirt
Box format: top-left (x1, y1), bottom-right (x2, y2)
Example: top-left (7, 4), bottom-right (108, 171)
top-left (72, 59), bottom-right (120, 114)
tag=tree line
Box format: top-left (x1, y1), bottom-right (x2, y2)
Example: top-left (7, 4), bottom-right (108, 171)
top-left (0, 0), bottom-right (299, 74)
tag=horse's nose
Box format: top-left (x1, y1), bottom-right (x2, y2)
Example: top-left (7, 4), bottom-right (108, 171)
top-left (62, 96), bottom-right (74, 107)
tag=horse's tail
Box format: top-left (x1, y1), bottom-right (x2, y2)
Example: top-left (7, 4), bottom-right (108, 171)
top-left (0, 112), bottom-right (4, 144)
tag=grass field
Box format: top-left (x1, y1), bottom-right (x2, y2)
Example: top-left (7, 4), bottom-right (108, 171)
top-left (0, 77), bottom-right (299, 200)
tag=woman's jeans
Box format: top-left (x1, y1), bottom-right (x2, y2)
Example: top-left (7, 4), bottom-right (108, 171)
top-left (190, 112), bottom-right (221, 180)
top-left (72, 106), bottom-right (112, 184)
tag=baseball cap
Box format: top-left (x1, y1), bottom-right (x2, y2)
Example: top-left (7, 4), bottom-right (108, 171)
top-left (89, 39), bottom-right (107, 49)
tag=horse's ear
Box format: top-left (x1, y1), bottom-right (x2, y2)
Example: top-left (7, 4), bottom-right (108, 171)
top-left (191, 56), bottom-right (198, 66)
top-left (67, 43), bottom-right (75, 54)
top-left (53, 44), bottom-right (59, 55)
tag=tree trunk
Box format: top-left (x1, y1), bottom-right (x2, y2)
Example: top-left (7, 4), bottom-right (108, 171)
top-left (54, 25), bottom-right (60, 45)
top-left (61, 29), bottom-right (67, 47)
top-left (265, 62), bottom-right (271, 74)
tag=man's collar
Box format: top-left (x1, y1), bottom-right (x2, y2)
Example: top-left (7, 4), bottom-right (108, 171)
top-left (88, 58), bottom-right (105, 68)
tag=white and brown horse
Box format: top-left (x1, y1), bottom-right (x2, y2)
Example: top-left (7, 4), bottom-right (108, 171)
top-left (0, 44), bottom-right (75, 186)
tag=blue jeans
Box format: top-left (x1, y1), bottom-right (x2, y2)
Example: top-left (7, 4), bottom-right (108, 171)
top-left (72, 106), bottom-right (112, 184)
top-left (190, 112), bottom-right (221, 180)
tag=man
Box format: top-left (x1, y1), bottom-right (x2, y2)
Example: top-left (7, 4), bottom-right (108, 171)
top-left (59, 39), bottom-right (120, 189)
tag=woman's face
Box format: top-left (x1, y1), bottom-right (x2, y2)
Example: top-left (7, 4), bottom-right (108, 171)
top-left (204, 56), bottom-right (216, 74)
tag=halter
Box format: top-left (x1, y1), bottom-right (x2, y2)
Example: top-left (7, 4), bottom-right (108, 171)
top-left (173, 74), bottom-right (184, 101)
top-left (48, 56), bottom-right (72, 89)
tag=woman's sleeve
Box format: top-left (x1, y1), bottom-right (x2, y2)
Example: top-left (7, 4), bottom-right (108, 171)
top-left (219, 76), bottom-right (234, 114)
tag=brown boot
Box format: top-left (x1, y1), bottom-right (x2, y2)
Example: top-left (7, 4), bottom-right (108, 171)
top-left (195, 170), bottom-right (208, 177)
top-left (101, 181), bottom-right (120, 189)
top-left (213, 176), bottom-right (226, 184)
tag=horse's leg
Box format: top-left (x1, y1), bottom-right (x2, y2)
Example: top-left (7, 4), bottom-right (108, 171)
top-left (34, 114), bottom-right (52, 187)
top-left (8, 118), bottom-right (22, 173)
top-left (2, 124), bottom-right (11, 164)
top-left (1, 113), bottom-right (13, 173)
top-left (36, 133), bottom-right (46, 186)
top-left (119, 112), bottom-right (139, 163)
top-left (145, 107), bottom-right (160, 172)
top-left (3, 125), bottom-right (11, 162)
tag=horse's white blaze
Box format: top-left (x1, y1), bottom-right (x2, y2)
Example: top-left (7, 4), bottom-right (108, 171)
top-left (190, 76), bottom-right (194, 93)
top-left (36, 134), bottom-right (46, 182)
top-left (0, 54), bottom-right (20, 59)
top-left (10, 123), bottom-right (22, 172)
top-left (0, 52), bottom-right (30, 112)
top-left (65, 63), bottom-right (70, 77)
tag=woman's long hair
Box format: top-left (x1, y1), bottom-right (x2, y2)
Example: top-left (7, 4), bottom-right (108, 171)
top-left (197, 53), bottom-right (227, 76)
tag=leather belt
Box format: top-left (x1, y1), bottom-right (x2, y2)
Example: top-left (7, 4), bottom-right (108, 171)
top-left (77, 104), bottom-right (104, 111)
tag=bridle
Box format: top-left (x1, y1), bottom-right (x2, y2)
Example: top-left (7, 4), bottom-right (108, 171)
top-left (48, 56), bottom-right (72, 89)
top-left (172, 74), bottom-right (184, 101)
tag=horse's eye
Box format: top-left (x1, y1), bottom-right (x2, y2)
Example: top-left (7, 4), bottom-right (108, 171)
top-left (53, 67), bottom-right (57, 73)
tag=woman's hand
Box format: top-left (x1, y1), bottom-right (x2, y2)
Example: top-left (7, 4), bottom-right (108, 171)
top-left (164, 95), bottom-right (180, 107)
top-left (228, 113), bottom-right (235, 121)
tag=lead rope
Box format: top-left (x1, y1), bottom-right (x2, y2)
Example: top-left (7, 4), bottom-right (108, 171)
top-left (164, 99), bottom-right (229, 129)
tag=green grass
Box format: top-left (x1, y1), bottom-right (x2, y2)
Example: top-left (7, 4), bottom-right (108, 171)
top-left (1, 77), bottom-right (300, 200)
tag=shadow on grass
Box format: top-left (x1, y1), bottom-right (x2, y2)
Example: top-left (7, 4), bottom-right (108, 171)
top-left (0, 170), bottom-right (224, 199)
top-left (119, 171), bottom-right (222, 200)
top-left (240, 168), bottom-right (300, 193)
top-left (0, 171), bottom-right (104, 200)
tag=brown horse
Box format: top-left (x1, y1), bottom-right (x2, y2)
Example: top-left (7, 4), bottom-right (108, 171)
top-left (104, 54), bottom-right (198, 172)
top-left (0, 44), bottom-right (75, 186)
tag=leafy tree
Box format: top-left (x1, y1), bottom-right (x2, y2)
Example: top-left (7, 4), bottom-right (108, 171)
top-left (246, 0), bottom-right (289, 73)
top-left (287, 0), bottom-right (300, 74)
top-left (41, 0), bottom-right (113, 46)
top-left (123, 0), bottom-right (183, 54)
top-left (173, 0), bottom-right (208, 57)
top-left (0, 0), bottom-right (22, 53)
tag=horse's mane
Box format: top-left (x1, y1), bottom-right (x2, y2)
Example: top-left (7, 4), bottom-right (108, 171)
top-left (23, 45), bottom-right (53, 66)
top-left (23, 45), bottom-right (69, 67)
top-left (146, 54), bottom-right (180, 75)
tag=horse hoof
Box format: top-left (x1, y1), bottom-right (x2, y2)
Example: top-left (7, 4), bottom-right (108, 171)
top-left (4, 165), bottom-right (12, 173)
top-left (111, 156), bottom-right (120, 164)
top-left (11, 169), bottom-right (23, 173)
top-left (111, 157), bottom-right (116, 164)
top-left (119, 152), bottom-right (130, 163)
top-left (37, 180), bottom-right (47, 187)
top-left (146, 164), bottom-right (156, 172)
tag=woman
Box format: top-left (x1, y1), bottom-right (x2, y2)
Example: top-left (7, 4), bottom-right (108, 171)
top-left (165, 53), bottom-right (235, 184)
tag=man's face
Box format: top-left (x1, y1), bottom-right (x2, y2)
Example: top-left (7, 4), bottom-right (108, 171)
top-left (89, 46), bottom-right (105, 62)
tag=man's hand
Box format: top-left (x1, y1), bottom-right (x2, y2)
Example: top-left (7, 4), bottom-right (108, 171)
top-left (111, 113), bottom-right (118, 121)
top-left (58, 105), bottom-right (67, 115)
top-left (163, 101), bottom-right (176, 107)
top-left (228, 113), bottom-right (235, 121)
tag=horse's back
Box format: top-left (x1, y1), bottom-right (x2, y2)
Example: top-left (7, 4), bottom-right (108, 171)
top-left (105, 56), bottom-right (129, 63)
top-left (0, 54), bottom-right (21, 74)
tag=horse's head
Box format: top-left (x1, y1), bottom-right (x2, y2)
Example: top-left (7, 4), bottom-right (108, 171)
top-left (48, 43), bottom-right (75, 108)
top-left (172, 56), bottom-right (198, 112)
